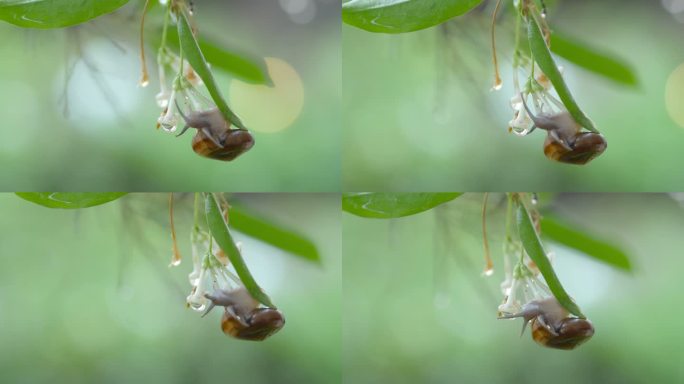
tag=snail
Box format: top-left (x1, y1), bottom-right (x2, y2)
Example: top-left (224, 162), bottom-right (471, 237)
top-left (499, 297), bottom-right (594, 350)
top-left (203, 287), bottom-right (285, 341)
top-left (520, 95), bottom-right (606, 165)
top-left (176, 104), bottom-right (254, 161)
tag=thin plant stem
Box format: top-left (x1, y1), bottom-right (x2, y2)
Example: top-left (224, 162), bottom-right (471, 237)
top-left (482, 193), bottom-right (493, 275)
top-left (490, 0), bottom-right (503, 90)
top-left (138, 0), bottom-right (152, 86)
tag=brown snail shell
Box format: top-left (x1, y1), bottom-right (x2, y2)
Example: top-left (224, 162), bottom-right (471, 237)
top-left (191, 128), bottom-right (255, 161)
top-left (543, 132), bottom-right (607, 165)
top-left (531, 316), bottom-right (595, 350)
top-left (221, 308), bottom-right (285, 341)
top-left (518, 94), bottom-right (606, 165)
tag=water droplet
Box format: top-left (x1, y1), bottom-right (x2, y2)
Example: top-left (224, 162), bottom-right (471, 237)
top-left (492, 81), bottom-right (503, 91)
top-left (483, 267), bottom-right (494, 277)
top-left (510, 126), bottom-right (533, 137)
top-left (139, 79), bottom-right (149, 88)
top-left (189, 302), bottom-right (206, 312)
top-left (169, 257), bottom-right (181, 267)
top-left (163, 125), bottom-right (177, 133)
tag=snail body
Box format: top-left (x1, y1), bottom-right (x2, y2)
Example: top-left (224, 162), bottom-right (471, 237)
top-left (520, 96), bottom-right (606, 165)
top-left (177, 106), bottom-right (254, 161)
top-left (499, 297), bottom-right (594, 350)
top-left (203, 288), bottom-right (285, 341)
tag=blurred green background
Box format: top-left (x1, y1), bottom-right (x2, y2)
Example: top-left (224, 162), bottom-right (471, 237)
top-left (343, 193), bottom-right (684, 383)
top-left (343, 0), bottom-right (684, 191)
top-left (0, 193), bottom-right (340, 383)
top-left (0, 0), bottom-right (339, 191)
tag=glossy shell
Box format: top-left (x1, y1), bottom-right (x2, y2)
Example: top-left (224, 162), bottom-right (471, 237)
top-left (543, 132), bottom-right (607, 165)
top-left (192, 129), bottom-right (255, 161)
top-left (531, 317), bottom-right (595, 350)
top-left (221, 308), bottom-right (285, 341)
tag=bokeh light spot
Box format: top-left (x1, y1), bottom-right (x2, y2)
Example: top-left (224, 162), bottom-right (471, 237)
top-left (665, 62), bottom-right (684, 129)
top-left (229, 57), bottom-right (304, 134)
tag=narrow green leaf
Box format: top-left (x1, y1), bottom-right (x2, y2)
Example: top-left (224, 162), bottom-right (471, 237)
top-left (16, 192), bottom-right (127, 209)
top-left (342, 0), bottom-right (483, 34)
top-left (0, 0), bottom-right (129, 28)
top-left (230, 205), bottom-right (320, 262)
top-left (542, 215), bottom-right (632, 271)
top-left (177, 11), bottom-right (246, 129)
top-left (527, 15), bottom-right (598, 133)
top-left (342, 193), bottom-right (463, 219)
top-left (516, 201), bottom-right (584, 317)
top-left (551, 31), bottom-right (638, 87)
top-left (163, 29), bottom-right (272, 85)
top-left (204, 193), bottom-right (275, 308)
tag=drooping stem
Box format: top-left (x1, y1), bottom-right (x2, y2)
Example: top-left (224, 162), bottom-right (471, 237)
top-left (138, 0), bottom-right (152, 86)
top-left (193, 192), bottom-right (201, 232)
top-left (169, 193), bottom-right (181, 266)
top-left (490, 0), bottom-right (503, 90)
top-left (504, 192), bottom-right (514, 244)
top-left (481, 193), bottom-right (493, 276)
top-left (159, 2), bottom-right (171, 52)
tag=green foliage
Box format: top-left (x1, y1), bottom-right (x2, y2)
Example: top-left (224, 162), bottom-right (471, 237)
top-left (177, 10), bottom-right (246, 129)
top-left (342, 193), bottom-right (463, 218)
top-left (542, 215), bottom-right (632, 271)
top-left (516, 200), bottom-right (584, 317)
top-left (230, 204), bottom-right (320, 262)
top-left (164, 28), bottom-right (272, 85)
top-left (0, 0), bottom-right (128, 28)
top-left (342, 0), bottom-right (483, 33)
top-left (204, 193), bottom-right (275, 308)
top-left (15, 192), bottom-right (127, 209)
top-left (527, 15), bottom-right (598, 133)
top-left (551, 31), bottom-right (638, 87)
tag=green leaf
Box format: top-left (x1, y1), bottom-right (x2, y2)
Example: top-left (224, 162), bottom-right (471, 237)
top-left (0, 0), bottom-right (129, 28)
top-left (342, 0), bottom-right (483, 34)
top-left (527, 14), bottom-right (598, 133)
top-left (342, 193), bottom-right (463, 218)
top-left (551, 31), bottom-right (638, 87)
top-left (163, 28), bottom-right (271, 85)
top-left (542, 215), bottom-right (632, 271)
top-left (177, 10), bottom-right (246, 129)
top-left (16, 192), bottom-right (127, 209)
top-left (204, 193), bottom-right (275, 308)
top-left (229, 205), bottom-right (320, 263)
top-left (516, 201), bottom-right (584, 317)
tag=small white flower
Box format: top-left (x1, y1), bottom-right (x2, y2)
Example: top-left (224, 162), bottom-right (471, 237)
top-left (185, 239), bottom-right (245, 314)
top-left (156, 88), bottom-right (178, 132)
top-left (508, 94), bottom-right (534, 136)
top-left (188, 237), bottom-right (205, 287)
top-left (497, 259), bottom-right (551, 317)
top-left (500, 239), bottom-right (521, 296)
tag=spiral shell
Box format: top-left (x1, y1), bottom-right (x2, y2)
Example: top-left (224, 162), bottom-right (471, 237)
top-left (192, 129), bottom-right (255, 161)
top-left (543, 132), bottom-right (607, 165)
top-left (530, 316), bottom-right (595, 350)
top-left (221, 308), bottom-right (285, 341)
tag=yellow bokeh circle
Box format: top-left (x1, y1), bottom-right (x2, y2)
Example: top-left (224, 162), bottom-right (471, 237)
top-left (665, 62), bottom-right (684, 129)
top-left (229, 57), bottom-right (304, 133)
